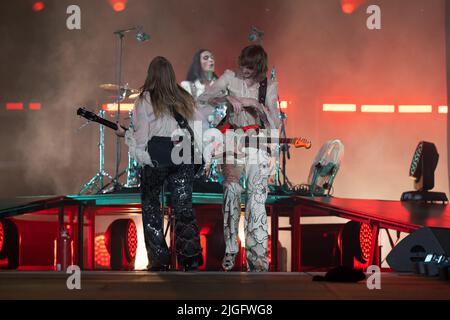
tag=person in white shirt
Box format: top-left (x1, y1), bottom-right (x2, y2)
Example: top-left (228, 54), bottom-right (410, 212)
top-left (198, 45), bottom-right (280, 272)
top-left (181, 49), bottom-right (219, 130)
top-left (181, 49), bottom-right (217, 99)
top-left (116, 56), bottom-right (202, 271)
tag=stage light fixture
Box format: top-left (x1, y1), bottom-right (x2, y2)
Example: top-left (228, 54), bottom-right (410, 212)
top-left (401, 141), bottom-right (448, 202)
top-left (94, 234), bottom-right (110, 268)
top-left (0, 221), bottom-right (4, 256)
top-left (340, 221), bottom-right (373, 268)
top-left (125, 220), bottom-right (137, 261)
top-left (359, 223), bottom-right (372, 262)
top-left (105, 219), bottom-right (137, 270)
top-left (0, 220), bottom-right (19, 269)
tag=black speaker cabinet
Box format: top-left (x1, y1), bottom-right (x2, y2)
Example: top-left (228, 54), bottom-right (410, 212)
top-left (386, 227), bottom-right (450, 272)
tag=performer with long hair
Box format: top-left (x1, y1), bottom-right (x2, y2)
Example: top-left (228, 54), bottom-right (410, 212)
top-left (116, 56), bottom-right (203, 271)
top-left (198, 45), bottom-right (280, 272)
top-left (181, 49), bottom-right (218, 99)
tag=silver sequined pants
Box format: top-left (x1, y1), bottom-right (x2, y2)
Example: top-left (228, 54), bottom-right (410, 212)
top-left (222, 149), bottom-right (270, 272)
top-left (140, 164), bottom-right (202, 269)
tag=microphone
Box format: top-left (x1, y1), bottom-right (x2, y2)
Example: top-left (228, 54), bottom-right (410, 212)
top-left (114, 26), bottom-right (150, 42)
top-left (113, 27), bottom-right (136, 35)
top-left (270, 66), bottom-right (276, 81)
top-left (136, 26), bottom-right (150, 42)
top-left (248, 26), bottom-right (264, 42)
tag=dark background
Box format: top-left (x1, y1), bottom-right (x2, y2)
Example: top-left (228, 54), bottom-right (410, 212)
top-left (0, 0), bottom-right (447, 199)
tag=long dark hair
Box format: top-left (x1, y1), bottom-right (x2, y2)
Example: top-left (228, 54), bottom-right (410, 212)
top-left (140, 56), bottom-right (196, 119)
top-left (186, 49), bottom-right (218, 83)
top-left (238, 45), bottom-right (268, 82)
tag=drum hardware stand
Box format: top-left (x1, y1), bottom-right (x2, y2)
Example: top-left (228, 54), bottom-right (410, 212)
top-left (79, 109), bottom-right (114, 194)
top-left (96, 110), bottom-right (140, 193)
top-left (206, 111), bottom-right (223, 182)
top-left (279, 110), bottom-right (293, 192)
top-left (268, 66), bottom-right (285, 192)
top-left (125, 110), bottom-right (140, 188)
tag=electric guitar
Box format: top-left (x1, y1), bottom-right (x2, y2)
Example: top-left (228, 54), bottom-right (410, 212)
top-left (77, 108), bottom-right (128, 131)
top-left (214, 104), bottom-right (312, 150)
top-left (77, 107), bottom-right (206, 176)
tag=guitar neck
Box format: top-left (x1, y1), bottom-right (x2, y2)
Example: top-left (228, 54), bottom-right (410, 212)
top-left (272, 138), bottom-right (294, 144)
top-left (244, 137), bottom-right (294, 144)
top-left (95, 117), bottom-right (119, 131)
top-left (77, 108), bottom-right (129, 131)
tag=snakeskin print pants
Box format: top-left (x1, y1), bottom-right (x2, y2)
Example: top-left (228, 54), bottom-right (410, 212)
top-left (140, 164), bottom-right (202, 269)
top-left (222, 149), bottom-right (270, 272)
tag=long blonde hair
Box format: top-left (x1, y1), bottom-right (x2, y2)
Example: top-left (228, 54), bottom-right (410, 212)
top-left (140, 56), bottom-right (196, 119)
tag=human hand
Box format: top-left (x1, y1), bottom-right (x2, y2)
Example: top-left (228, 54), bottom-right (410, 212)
top-left (239, 97), bottom-right (260, 108)
top-left (226, 96), bottom-right (244, 114)
top-left (115, 124), bottom-right (126, 137)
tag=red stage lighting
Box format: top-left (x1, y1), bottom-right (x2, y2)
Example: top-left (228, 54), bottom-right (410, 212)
top-left (340, 220), bottom-right (372, 268)
top-left (199, 234), bottom-right (207, 271)
top-left (28, 103), bottom-right (42, 110)
top-left (125, 220), bottom-right (137, 261)
top-left (198, 226), bottom-right (210, 270)
top-left (32, 1), bottom-right (45, 12)
top-left (341, 0), bottom-right (364, 14)
top-left (105, 219), bottom-right (137, 270)
top-left (0, 220), bottom-right (20, 269)
top-left (279, 101), bottom-right (288, 109)
top-left (0, 222), bottom-right (4, 255)
top-left (108, 0), bottom-right (127, 12)
top-left (6, 103), bottom-right (23, 110)
top-left (95, 234), bottom-right (110, 267)
top-left (359, 223), bottom-right (372, 262)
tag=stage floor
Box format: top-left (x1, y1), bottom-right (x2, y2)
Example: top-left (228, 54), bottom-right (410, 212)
top-left (0, 271), bottom-right (449, 300)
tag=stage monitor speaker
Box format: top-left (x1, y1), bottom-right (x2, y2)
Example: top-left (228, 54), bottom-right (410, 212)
top-left (386, 227), bottom-right (450, 272)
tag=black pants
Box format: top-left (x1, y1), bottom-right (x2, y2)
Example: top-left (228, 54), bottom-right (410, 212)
top-left (140, 164), bottom-right (202, 269)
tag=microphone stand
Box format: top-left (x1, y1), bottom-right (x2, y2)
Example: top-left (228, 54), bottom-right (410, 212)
top-left (110, 27), bottom-right (139, 192)
top-left (270, 66), bottom-right (291, 193)
top-left (279, 111), bottom-right (292, 192)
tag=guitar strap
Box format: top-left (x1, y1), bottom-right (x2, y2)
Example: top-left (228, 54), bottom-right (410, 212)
top-left (258, 78), bottom-right (268, 106)
top-left (189, 82), bottom-right (198, 100)
top-left (256, 78), bottom-right (270, 130)
top-left (170, 106), bottom-right (203, 173)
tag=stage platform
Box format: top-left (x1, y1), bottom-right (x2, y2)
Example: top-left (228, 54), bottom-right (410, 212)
top-left (1, 192), bottom-right (450, 272)
top-left (0, 271), bottom-right (449, 300)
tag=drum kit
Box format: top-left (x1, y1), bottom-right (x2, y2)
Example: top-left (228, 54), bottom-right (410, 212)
top-left (79, 83), bottom-right (141, 195)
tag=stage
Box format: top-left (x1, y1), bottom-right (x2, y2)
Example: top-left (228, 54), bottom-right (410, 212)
top-left (0, 191), bottom-right (449, 302)
top-left (1, 192), bottom-right (450, 272)
top-left (0, 270), bottom-right (449, 300)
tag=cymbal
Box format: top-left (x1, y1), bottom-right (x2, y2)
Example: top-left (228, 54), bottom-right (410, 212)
top-left (99, 84), bottom-right (139, 94)
top-left (128, 93), bottom-right (140, 100)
